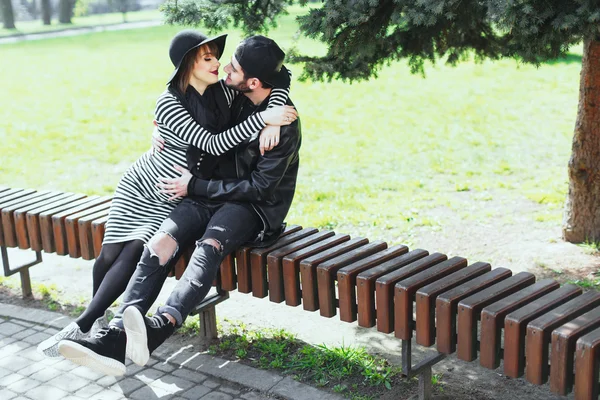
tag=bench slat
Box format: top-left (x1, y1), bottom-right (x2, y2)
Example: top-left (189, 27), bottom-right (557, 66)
top-left (235, 225), bottom-right (302, 294)
top-left (338, 244), bottom-right (409, 323)
top-left (317, 241), bottom-right (388, 318)
top-left (220, 254), bottom-right (236, 291)
top-left (249, 227), bottom-right (319, 298)
top-left (375, 253), bottom-right (448, 334)
top-left (78, 210), bottom-right (111, 260)
top-left (25, 194), bottom-right (87, 251)
top-left (91, 216), bottom-right (108, 258)
top-left (267, 230), bottom-right (335, 303)
top-left (503, 284), bottom-right (582, 378)
top-left (479, 279), bottom-right (559, 370)
top-left (436, 268), bottom-right (512, 354)
top-left (300, 237), bottom-right (369, 312)
top-left (574, 326), bottom-right (600, 400)
top-left (525, 290), bottom-right (600, 386)
top-left (394, 256), bottom-right (468, 340)
top-left (415, 262), bottom-right (491, 347)
top-left (550, 306), bottom-right (600, 395)
top-left (282, 233), bottom-right (351, 307)
top-left (0, 189), bottom-right (36, 245)
top-left (357, 249), bottom-right (429, 328)
top-left (64, 202), bottom-right (112, 258)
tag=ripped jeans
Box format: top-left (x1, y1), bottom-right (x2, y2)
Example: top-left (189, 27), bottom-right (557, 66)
top-left (110, 198), bottom-right (261, 328)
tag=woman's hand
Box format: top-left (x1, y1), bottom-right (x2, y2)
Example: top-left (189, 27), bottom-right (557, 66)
top-left (151, 123), bottom-right (165, 154)
top-left (157, 165), bottom-right (192, 201)
top-left (260, 105), bottom-right (298, 126)
top-left (259, 125), bottom-right (281, 155)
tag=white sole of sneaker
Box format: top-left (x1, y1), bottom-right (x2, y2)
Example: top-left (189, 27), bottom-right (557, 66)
top-left (123, 307), bottom-right (150, 366)
top-left (58, 341), bottom-right (126, 376)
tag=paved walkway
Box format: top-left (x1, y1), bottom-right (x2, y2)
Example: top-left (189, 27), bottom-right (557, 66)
top-left (0, 303), bottom-right (342, 400)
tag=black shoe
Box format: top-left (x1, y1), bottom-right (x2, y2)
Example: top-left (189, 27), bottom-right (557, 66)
top-left (58, 326), bottom-right (126, 376)
top-left (123, 306), bottom-right (175, 366)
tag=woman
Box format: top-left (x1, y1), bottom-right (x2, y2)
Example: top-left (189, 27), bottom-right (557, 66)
top-left (38, 30), bottom-right (297, 357)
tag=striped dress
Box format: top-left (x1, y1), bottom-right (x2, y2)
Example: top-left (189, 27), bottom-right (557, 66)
top-left (103, 81), bottom-right (289, 244)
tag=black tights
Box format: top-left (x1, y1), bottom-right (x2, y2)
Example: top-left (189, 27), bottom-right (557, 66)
top-left (75, 240), bottom-right (144, 333)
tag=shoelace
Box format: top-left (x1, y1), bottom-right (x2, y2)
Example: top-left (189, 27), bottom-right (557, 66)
top-left (93, 327), bottom-right (112, 339)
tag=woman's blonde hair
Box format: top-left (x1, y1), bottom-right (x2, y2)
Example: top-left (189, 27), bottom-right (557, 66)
top-left (174, 42), bottom-right (221, 94)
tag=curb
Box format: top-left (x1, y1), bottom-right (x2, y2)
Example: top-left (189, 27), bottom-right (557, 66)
top-left (0, 302), bottom-right (344, 400)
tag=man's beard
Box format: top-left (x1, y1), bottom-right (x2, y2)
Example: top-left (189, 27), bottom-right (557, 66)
top-left (225, 80), bottom-right (252, 93)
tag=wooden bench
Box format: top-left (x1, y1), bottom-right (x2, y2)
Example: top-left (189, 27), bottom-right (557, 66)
top-left (2, 186), bottom-right (600, 400)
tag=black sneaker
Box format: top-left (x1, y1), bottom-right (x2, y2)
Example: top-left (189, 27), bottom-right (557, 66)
top-left (58, 326), bottom-right (127, 376)
top-left (123, 306), bottom-right (175, 366)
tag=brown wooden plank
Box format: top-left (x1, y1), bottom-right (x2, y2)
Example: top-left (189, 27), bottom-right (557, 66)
top-left (39, 195), bottom-right (102, 253)
top-left (574, 326), bottom-right (600, 400)
top-left (357, 249), bottom-right (429, 328)
top-left (78, 211), bottom-right (110, 260)
top-left (503, 284), bottom-right (582, 378)
top-left (267, 230), bottom-right (334, 303)
top-left (338, 244), bottom-right (409, 323)
top-left (25, 193), bottom-right (86, 251)
top-left (235, 225), bottom-right (302, 294)
top-left (250, 227), bottom-right (319, 298)
top-left (394, 256), bottom-right (468, 340)
top-left (550, 306), bottom-right (600, 395)
top-left (415, 262), bottom-right (491, 347)
top-left (0, 189), bottom-right (37, 246)
top-left (220, 254), bottom-right (236, 291)
top-left (479, 279), bottom-right (559, 370)
top-left (317, 241), bottom-right (388, 318)
top-left (457, 271), bottom-right (535, 362)
top-left (174, 244), bottom-right (195, 279)
top-left (64, 202), bottom-right (112, 258)
top-left (300, 237), bottom-right (369, 312)
top-left (282, 234), bottom-right (351, 307)
top-left (526, 290), bottom-right (600, 386)
top-left (436, 268), bottom-right (512, 354)
top-left (2, 191), bottom-right (63, 248)
top-left (48, 196), bottom-right (111, 255)
top-left (375, 253), bottom-right (448, 334)
top-left (91, 216), bottom-right (108, 258)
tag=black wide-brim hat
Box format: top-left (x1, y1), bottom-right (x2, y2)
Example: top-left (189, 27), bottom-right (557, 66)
top-left (167, 30), bottom-right (227, 85)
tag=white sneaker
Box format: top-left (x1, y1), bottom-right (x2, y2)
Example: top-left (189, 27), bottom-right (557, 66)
top-left (89, 312), bottom-right (110, 338)
top-left (37, 322), bottom-right (85, 358)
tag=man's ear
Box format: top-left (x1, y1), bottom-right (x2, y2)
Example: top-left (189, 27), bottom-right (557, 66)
top-left (248, 78), bottom-right (261, 90)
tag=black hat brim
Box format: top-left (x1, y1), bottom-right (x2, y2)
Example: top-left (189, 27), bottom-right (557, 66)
top-left (167, 33), bottom-right (228, 85)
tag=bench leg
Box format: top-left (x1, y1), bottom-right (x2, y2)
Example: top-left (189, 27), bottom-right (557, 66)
top-left (418, 367), bottom-right (432, 400)
top-left (1, 246), bottom-right (41, 298)
top-left (402, 339), bottom-right (445, 400)
top-left (199, 306), bottom-right (218, 340)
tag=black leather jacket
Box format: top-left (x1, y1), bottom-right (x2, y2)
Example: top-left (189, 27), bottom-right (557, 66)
top-left (188, 94), bottom-right (301, 246)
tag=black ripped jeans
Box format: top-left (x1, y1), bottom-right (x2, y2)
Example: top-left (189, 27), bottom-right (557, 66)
top-left (110, 197), bottom-right (261, 328)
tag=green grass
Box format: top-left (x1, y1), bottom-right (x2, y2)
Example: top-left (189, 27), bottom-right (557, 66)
top-left (0, 10), bottom-right (162, 37)
top-left (0, 4), bottom-right (584, 245)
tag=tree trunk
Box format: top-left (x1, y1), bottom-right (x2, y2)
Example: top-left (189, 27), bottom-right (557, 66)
top-left (562, 38), bottom-right (600, 243)
top-left (1, 0), bottom-right (16, 29)
top-left (58, 0), bottom-right (72, 24)
top-left (41, 0), bottom-right (50, 25)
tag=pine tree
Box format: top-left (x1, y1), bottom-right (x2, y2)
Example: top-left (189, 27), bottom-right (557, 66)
top-left (163, 0), bottom-right (600, 242)
top-left (1, 0), bottom-right (16, 29)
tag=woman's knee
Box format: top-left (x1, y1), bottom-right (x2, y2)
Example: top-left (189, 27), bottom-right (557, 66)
top-left (147, 232), bottom-right (179, 266)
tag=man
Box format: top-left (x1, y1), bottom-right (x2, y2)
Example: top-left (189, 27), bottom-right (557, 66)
top-left (58, 35), bottom-right (301, 376)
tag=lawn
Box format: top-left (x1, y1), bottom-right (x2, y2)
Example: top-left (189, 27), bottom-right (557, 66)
top-left (0, 5), bottom-right (583, 248)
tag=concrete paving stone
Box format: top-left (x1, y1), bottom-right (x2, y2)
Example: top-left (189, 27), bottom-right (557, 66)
top-left (193, 357), bottom-right (282, 393)
top-left (12, 320), bottom-right (35, 328)
top-left (63, 396), bottom-right (88, 400)
top-left (29, 367), bottom-right (63, 382)
top-left (44, 327), bottom-right (59, 335)
top-left (110, 376), bottom-right (145, 396)
top-left (52, 358), bottom-right (80, 372)
top-left (154, 360), bottom-right (179, 373)
top-left (202, 379), bottom-right (220, 389)
top-left (22, 331), bottom-right (52, 345)
top-left (7, 376), bottom-right (42, 393)
top-left (151, 341), bottom-right (187, 359)
top-left (130, 384), bottom-right (174, 400)
top-left (89, 390), bottom-right (126, 400)
top-left (0, 341), bottom-right (31, 359)
top-left (0, 355), bottom-right (32, 371)
top-left (0, 322), bottom-right (27, 336)
top-left (19, 347), bottom-right (46, 362)
top-left (134, 367), bottom-right (166, 384)
top-left (151, 374), bottom-right (196, 394)
top-left (70, 364), bottom-right (107, 381)
top-left (32, 325), bottom-right (46, 331)
top-left (0, 337), bottom-right (17, 346)
top-left (198, 392), bottom-right (233, 400)
top-left (240, 391), bottom-right (272, 400)
top-left (220, 386), bottom-right (242, 396)
top-left (74, 382), bottom-right (104, 398)
top-left (0, 388), bottom-right (18, 400)
top-left (12, 328), bottom-right (37, 340)
top-left (16, 361), bottom-right (45, 376)
top-left (269, 377), bottom-right (345, 400)
top-left (96, 374), bottom-right (124, 387)
top-left (124, 362), bottom-right (147, 376)
top-left (38, 355), bottom-right (63, 366)
top-left (47, 372), bottom-right (92, 392)
top-left (25, 384), bottom-right (69, 400)
top-left (0, 372), bottom-right (25, 386)
top-left (0, 366), bottom-right (13, 379)
top-left (181, 384), bottom-right (211, 399)
top-left (172, 367), bottom-right (207, 383)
